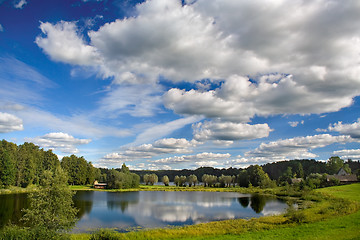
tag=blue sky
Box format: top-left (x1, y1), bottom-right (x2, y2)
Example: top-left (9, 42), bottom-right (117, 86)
top-left (0, 0), bottom-right (360, 170)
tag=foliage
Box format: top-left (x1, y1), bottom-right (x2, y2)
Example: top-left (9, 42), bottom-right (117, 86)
top-left (107, 167), bottom-right (140, 189)
top-left (0, 225), bottom-right (71, 240)
top-left (21, 167), bottom-right (78, 232)
top-left (61, 155), bottom-right (97, 185)
top-left (89, 229), bottom-right (123, 240)
top-left (326, 156), bottom-right (344, 174)
top-left (143, 173), bottom-right (158, 186)
top-left (218, 175), bottom-right (233, 187)
top-left (0, 140), bottom-right (61, 188)
top-left (162, 175), bottom-right (169, 186)
top-left (305, 173), bottom-right (327, 189)
top-left (187, 174), bottom-right (198, 187)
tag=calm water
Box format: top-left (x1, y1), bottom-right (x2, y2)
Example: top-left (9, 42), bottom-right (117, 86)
top-left (0, 191), bottom-right (289, 232)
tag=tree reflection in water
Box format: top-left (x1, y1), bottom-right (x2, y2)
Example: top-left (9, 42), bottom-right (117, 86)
top-left (106, 192), bottom-right (139, 213)
top-left (73, 191), bottom-right (94, 219)
top-left (237, 197), bottom-right (250, 208)
top-left (0, 193), bottom-right (29, 227)
top-left (250, 194), bottom-right (266, 214)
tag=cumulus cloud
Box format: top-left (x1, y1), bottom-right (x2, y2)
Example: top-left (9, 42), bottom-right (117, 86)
top-left (36, 21), bottom-right (101, 65)
top-left (333, 149), bottom-right (360, 160)
top-left (35, 0), bottom-right (360, 120)
top-left (193, 121), bottom-right (272, 143)
top-left (153, 152), bottom-right (230, 164)
top-left (14, 0), bottom-right (27, 9)
top-left (27, 132), bottom-right (91, 154)
top-left (288, 120), bottom-right (304, 127)
top-left (100, 138), bottom-right (200, 165)
top-left (327, 119), bottom-right (360, 138)
top-left (0, 24), bottom-right (3, 32)
top-left (163, 74), bottom-right (355, 122)
top-left (0, 112), bottom-right (23, 133)
top-left (245, 134), bottom-right (357, 162)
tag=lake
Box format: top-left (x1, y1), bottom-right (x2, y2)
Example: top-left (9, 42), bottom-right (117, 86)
top-left (0, 191), bottom-right (289, 232)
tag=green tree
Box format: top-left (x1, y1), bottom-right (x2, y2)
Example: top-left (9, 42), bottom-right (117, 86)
top-left (326, 156), bottom-right (344, 174)
top-left (174, 175), bottom-right (180, 186)
top-left (0, 149), bottom-right (15, 187)
top-left (21, 167), bottom-right (78, 232)
top-left (343, 164), bottom-right (352, 174)
top-left (246, 165), bottom-right (272, 188)
top-left (148, 173), bottom-right (158, 185)
top-left (162, 175), bottom-right (170, 186)
top-left (187, 174), bottom-right (197, 187)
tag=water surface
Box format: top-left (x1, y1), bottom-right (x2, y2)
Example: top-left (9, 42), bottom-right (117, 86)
top-left (0, 191), bottom-right (289, 232)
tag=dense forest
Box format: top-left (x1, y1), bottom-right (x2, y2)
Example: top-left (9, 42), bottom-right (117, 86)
top-left (1, 139), bottom-right (359, 190)
top-left (131, 158), bottom-right (360, 182)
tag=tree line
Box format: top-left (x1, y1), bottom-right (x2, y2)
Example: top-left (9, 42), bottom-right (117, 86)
top-left (0, 140), bottom-right (139, 190)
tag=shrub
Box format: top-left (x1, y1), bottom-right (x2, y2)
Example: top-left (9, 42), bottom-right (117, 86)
top-left (90, 229), bottom-right (124, 240)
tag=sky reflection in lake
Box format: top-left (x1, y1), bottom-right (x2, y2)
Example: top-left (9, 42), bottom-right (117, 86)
top-left (72, 191), bottom-right (289, 232)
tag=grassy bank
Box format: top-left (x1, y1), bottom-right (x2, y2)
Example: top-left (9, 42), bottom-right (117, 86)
top-left (71, 183), bottom-right (360, 240)
top-left (0, 185), bottom-right (38, 195)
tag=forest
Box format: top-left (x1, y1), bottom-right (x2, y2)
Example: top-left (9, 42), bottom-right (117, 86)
top-left (1, 139), bottom-right (359, 190)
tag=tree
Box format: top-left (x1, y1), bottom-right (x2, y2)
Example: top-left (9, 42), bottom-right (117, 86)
top-left (107, 168), bottom-right (140, 189)
top-left (148, 173), bottom-right (158, 185)
top-left (246, 165), bottom-right (272, 188)
top-left (21, 167), bottom-right (78, 232)
top-left (162, 175), bottom-right (170, 186)
top-left (237, 170), bottom-right (248, 187)
top-left (187, 174), bottom-right (197, 187)
top-left (326, 156), bottom-right (344, 174)
top-left (0, 149), bottom-right (15, 187)
top-left (174, 175), bottom-right (180, 186)
top-left (343, 164), bottom-right (352, 174)
top-left (179, 175), bottom-right (187, 187)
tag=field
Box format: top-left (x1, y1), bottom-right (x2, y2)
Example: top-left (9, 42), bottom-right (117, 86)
top-left (71, 183), bottom-right (360, 240)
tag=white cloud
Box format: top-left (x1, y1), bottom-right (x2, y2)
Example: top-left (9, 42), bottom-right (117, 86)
top-left (327, 119), bottom-right (360, 138)
top-left (0, 57), bottom-right (55, 105)
top-left (100, 138), bottom-right (200, 166)
top-left (27, 132), bottom-right (91, 154)
top-left (193, 121), bottom-right (272, 143)
top-left (36, 21), bottom-right (101, 65)
top-left (245, 134), bottom-right (356, 162)
top-left (0, 112), bottom-right (23, 133)
top-left (0, 24), bottom-right (3, 32)
top-left (14, 0), bottom-right (27, 9)
top-left (125, 138), bottom-right (199, 158)
top-left (97, 84), bottom-right (163, 118)
top-left (35, 0), bottom-right (360, 120)
top-left (163, 74), bottom-right (355, 122)
top-left (154, 152), bottom-right (230, 164)
top-left (129, 116), bottom-right (203, 146)
top-left (288, 120), bottom-right (304, 127)
top-left (333, 149), bottom-right (360, 160)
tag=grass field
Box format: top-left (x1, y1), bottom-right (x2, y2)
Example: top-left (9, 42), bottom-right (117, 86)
top-left (71, 183), bottom-right (360, 240)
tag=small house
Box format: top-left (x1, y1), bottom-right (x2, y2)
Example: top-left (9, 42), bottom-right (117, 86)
top-left (93, 180), bottom-right (107, 189)
top-left (326, 168), bottom-right (358, 184)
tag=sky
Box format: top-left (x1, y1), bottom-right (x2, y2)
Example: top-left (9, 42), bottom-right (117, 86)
top-left (0, 0), bottom-right (360, 170)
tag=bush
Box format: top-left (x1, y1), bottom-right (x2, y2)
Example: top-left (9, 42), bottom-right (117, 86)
top-left (90, 229), bottom-right (124, 240)
top-left (0, 225), bottom-right (70, 240)
top-left (285, 206), bottom-right (307, 223)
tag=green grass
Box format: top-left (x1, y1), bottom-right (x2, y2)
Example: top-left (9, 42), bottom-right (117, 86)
top-left (70, 183), bottom-right (360, 240)
top-left (0, 185), bottom-right (38, 195)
